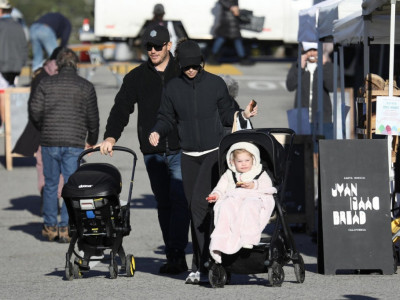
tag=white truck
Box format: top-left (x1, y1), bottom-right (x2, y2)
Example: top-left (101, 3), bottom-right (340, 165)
top-left (94, 0), bottom-right (313, 45)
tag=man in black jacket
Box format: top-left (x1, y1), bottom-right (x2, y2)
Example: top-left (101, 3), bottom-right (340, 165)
top-left (98, 25), bottom-right (190, 274)
top-left (30, 48), bottom-right (99, 243)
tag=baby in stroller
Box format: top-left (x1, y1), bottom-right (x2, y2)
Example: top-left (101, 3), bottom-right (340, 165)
top-left (207, 141), bottom-right (276, 264)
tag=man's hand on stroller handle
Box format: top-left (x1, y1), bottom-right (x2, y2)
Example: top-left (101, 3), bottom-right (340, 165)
top-left (95, 137), bottom-right (116, 156)
top-left (206, 193), bottom-right (219, 203)
top-left (149, 132), bottom-right (160, 147)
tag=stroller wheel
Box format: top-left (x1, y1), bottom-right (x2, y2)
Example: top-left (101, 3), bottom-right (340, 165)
top-left (294, 254), bottom-right (305, 283)
top-left (109, 258), bottom-right (118, 279)
top-left (208, 264), bottom-right (227, 288)
top-left (73, 263), bottom-right (83, 279)
top-left (65, 261), bottom-right (74, 281)
top-left (268, 262), bottom-right (285, 287)
top-left (126, 254), bottom-right (135, 277)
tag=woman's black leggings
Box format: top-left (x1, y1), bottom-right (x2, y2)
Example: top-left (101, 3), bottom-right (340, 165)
top-left (181, 150), bottom-right (219, 272)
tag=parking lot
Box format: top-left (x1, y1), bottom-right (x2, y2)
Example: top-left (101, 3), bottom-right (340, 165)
top-left (1, 62), bottom-right (399, 300)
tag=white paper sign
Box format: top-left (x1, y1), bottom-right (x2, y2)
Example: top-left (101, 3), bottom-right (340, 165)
top-left (375, 96), bottom-right (400, 135)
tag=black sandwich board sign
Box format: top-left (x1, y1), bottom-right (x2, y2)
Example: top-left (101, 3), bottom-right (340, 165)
top-left (318, 139), bottom-right (394, 275)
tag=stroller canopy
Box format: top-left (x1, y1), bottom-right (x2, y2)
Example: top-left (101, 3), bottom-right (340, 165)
top-left (218, 129), bottom-right (288, 186)
top-left (62, 163), bottom-right (122, 198)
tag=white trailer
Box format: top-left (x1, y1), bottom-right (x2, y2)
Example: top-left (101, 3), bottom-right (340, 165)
top-left (94, 0), bottom-right (313, 44)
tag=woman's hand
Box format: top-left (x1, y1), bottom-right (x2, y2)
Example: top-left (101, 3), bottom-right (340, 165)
top-left (149, 132), bottom-right (160, 147)
top-left (95, 137), bottom-right (116, 156)
top-left (243, 100), bottom-right (258, 119)
top-left (206, 193), bottom-right (219, 203)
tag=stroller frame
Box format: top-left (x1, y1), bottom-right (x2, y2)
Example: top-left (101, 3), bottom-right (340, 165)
top-left (63, 146), bottom-right (137, 280)
top-left (206, 128), bottom-right (305, 287)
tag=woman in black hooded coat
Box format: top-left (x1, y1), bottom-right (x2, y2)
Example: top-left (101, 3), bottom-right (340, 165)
top-left (149, 40), bottom-right (257, 283)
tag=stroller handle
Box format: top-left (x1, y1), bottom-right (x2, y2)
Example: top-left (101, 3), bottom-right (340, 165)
top-left (78, 146), bottom-right (138, 163)
top-left (260, 128), bottom-right (295, 137)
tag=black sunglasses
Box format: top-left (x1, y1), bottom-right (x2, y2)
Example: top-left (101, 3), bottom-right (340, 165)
top-left (146, 43), bottom-right (166, 51)
top-left (183, 65), bottom-right (200, 71)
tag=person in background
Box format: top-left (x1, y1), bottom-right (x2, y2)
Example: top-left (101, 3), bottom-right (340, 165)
top-left (0, 0), bottom-right (28, 134)
top-left (30, 48), bottom-right (99, 243)
top-left (286, 42), bottom-right (334, 139)
top-left (98, 25), bottom-right (190, 275)
top-left (219, 74), bottom-right (252, 134)
top-left (135, 3), bottom-right (187, 60)
top-left (152, 3), bottom-right (165, 25)
top-left (29, 12), bottom-right (71, 71)
top-left (13, 47), bottom-right (64, 213)
top-left (149, 39), bottom-right (257, 284)
top-left (11, 6), bottom-right (29, 41)
top-left (208, 0), bottom-right (252, 66)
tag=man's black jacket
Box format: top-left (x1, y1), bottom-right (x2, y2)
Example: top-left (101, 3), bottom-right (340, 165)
top-left (104, 53), bottom-right (181, 154)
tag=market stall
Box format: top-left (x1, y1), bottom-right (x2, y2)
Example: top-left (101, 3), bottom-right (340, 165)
top-left (297, 0), bottom-right (361, 138)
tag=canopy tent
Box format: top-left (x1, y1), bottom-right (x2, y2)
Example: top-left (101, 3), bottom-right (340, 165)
top-left (296, 0), bottom-right (361, 138)
top-left (333, 0), bottom-right (400, 97)
top-left (332, 0), bottom-right (399, 181)
top-left (298, 0), bottom-right (362, 42)
top-left (333, 11), bottom-right (400, 45)
top-left (362, 0), bottom-right (394, 15)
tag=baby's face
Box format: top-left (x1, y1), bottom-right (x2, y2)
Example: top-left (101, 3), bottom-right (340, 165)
top-left (233, 152), bottom-right (253, 173)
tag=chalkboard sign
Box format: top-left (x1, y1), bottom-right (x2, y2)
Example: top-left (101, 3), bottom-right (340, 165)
top-left (318, 139), bottom-right (394, 274)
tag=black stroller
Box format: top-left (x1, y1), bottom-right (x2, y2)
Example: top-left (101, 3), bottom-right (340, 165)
top-left (63, 146), bottom-right (137, 280)
top-left (206, 128), bottom-right (305, 287)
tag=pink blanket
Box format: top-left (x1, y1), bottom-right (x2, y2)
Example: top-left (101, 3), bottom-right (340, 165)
top-left (209, 187), bottom-right (276, 263)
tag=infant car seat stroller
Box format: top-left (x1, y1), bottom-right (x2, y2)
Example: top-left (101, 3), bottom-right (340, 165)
top-left (206, 128), bottom-right (305, 287)
top-left (63, 146), bottom-right (137, 280)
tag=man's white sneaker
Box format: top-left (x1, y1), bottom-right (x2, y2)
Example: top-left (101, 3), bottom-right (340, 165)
top-left (242, 244), bottom-right (254, 249)
top-left (185, 271), bottom-right (197, 284)
top-left (185, 271), bottom-right (207, 284)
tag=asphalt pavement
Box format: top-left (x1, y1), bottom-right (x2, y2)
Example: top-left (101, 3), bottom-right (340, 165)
top-left (0, 62), bottom-right (399, 300)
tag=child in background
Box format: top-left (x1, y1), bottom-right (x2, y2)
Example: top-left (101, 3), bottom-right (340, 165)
top-left (207, 141), bottom-right (276, 263)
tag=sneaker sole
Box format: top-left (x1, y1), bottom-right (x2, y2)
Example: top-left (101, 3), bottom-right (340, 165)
top-left (185, 277), bottom-right (200, 284)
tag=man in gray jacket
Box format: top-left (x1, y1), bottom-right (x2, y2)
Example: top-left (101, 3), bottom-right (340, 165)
top-left (0, 0), bottom-right (28, 132)
top-left (30, 48), bottom-right (99, 243)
